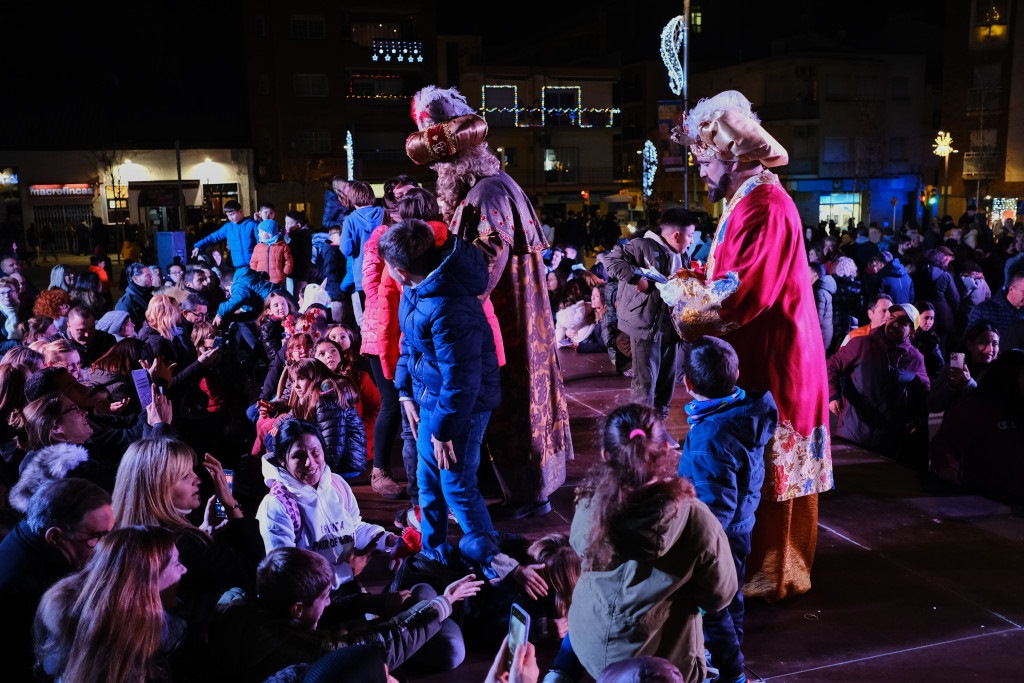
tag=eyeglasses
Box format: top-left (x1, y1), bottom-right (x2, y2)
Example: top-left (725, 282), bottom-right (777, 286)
top-left (60, 405), bottom-right (86, 417)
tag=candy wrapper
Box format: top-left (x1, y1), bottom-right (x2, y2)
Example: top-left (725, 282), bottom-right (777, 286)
top-left (656, 269), bottom-right (741, 340)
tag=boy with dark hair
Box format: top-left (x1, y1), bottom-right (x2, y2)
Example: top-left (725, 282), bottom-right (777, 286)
top-left (678, 336), bottom-right (778, 683)
top-left (341, 180), bottom-right (385, 301)
top-left (604, 207), bottom-right (698, 445)
top-left (380, 220), bottom-right (545, 594)
top-left (212, 546), bottom-right (482, 681)
top-left (192, 199), bottom-right (259, 270)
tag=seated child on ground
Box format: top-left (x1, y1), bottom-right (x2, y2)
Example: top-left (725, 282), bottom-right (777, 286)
top-left (211, 546), bottom-right (483, 682)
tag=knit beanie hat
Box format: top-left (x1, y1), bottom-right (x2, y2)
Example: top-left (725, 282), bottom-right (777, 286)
top-left (258, 219), bottom-right (280, 245)
top-left (96, 310), bottom-right (131, 338)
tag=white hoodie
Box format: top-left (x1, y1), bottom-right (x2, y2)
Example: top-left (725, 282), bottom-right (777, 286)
top-left (256, 456), bottom-right (388, 589)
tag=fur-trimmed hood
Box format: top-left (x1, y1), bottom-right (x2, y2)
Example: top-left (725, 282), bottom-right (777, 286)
top-left (10, 443), bottom-right (90, 512)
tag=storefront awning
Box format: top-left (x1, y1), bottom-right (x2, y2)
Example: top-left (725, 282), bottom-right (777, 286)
top-left (130, 180), bottom-right (200, 207)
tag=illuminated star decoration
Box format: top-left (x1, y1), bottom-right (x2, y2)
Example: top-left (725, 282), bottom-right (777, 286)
top-left (642, 140), bottom-right (658, 198)
top-left (660, 16), bottom-right (686, 96)
top-left (345, 131), bottom-right (354, 181)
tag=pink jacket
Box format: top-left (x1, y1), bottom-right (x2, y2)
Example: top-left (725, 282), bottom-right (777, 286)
top-left (360, 221), bottom-right (505, 379)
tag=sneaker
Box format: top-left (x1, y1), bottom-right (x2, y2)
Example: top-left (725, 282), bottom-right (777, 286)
top-left (371, 468), bottom-right (408, 500)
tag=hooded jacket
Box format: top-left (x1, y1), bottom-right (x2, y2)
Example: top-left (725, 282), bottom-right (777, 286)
top-left (679, 390), bottom-right (778, 534)
top-left (361, 221), bottom-right (505, 379)
top-left (393, 236), bottom-right (502, 443)
top-left (568, 490), bottom-right (736, 683)
top-left (341, 205), bottom-right (385, 291)
top-left (604, 231), bottom-right (691, 341)
top-left (194, 217), bottom-right (259, 269)
top-left (877, 257), bottom-right (915, 304)
top-left (9, 443), bottom-right (109, 512)
top-left (256, 458), bottom-right (389, 590)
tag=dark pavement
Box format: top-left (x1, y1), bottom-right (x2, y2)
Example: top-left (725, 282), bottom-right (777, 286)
top-left (357, 349), bottom-right (1024, 682)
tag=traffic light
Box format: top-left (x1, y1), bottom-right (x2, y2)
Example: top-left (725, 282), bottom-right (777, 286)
top-left (925, 185), bottom-right (938, 206)
top-left (580, 190), bottom-right (590, 202)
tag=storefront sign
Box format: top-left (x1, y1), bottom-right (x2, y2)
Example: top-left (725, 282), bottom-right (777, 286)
top-left (29, 183), bottom-right (94, 197)
top-left (0, 168), bottom-right (18, 186)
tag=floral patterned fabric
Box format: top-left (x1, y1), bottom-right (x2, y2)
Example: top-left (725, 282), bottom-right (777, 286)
top-left (452, 171), bottom-right (573, 500)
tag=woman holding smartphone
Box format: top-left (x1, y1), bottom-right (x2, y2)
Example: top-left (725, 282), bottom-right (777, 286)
top-left (112, 437), bottom-right (265, 673)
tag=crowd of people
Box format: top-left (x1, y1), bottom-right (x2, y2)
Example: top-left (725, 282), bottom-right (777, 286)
top-left (0, 83), bottom-right (1021, 683)
top-left (806, 210), bottom-right (1024, 500)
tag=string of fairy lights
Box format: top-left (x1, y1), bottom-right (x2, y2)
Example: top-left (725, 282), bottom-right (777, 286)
top-left (479, 85), bottom-right (620, 128)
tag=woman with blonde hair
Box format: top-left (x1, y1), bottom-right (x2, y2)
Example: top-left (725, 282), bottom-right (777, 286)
top-left (137, 294), bottom-right (217, 414)
top-left (113, 437), bottom-right (264, 663)
top-left (42, 338), bottom-right (82, 380)
top-left (48, 264), bottom-right (76, 292)
top-left (33, 524), bottom-right (186, 683)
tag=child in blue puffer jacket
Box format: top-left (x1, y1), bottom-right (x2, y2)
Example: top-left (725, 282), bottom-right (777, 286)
top-left (678, 336), bottom-right (778, 683)
top-left (380, 219), bottom-right (547, 598)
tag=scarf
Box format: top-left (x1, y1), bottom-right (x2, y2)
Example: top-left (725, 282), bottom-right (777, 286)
top-left (0, 302), bottom-right (17, 338)
top-left (685, 386), bottom-right (746, 425)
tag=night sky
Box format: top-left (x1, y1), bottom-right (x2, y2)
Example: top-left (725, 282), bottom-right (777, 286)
top-left (4, 1), bottom-right (942, 151)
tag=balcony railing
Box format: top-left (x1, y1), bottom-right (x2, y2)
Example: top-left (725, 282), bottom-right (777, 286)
top-left (962, 151), bottom-right (1000, 179)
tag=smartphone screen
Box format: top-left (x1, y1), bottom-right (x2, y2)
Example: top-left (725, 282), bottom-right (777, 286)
top-left (950, 352), bottom-right (965, 369)
top-left (506, 603), bottom-right (531, 669)
top-left (131, 369), bottom-right (153, 409)
top-left (214, 469), bottom-right (234, 518)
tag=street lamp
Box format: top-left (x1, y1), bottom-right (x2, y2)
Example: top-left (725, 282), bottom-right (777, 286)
top-left (932, 131), bottom-right (958, 218)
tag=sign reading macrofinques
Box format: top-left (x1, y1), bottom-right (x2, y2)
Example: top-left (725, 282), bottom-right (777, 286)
top-left (29, 183), bottom-right (94, 196)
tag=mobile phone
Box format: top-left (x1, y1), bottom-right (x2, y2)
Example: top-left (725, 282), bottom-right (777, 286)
top-left (131, 369), bottom-right (153, 409)
top-left (505, 603), bottom-right (531, 669)
top-left (214, 336), bottom-right (226, 348)
top-left (214, 469), bottom-right (234, 518)
top-left (950, 352), bottom-right (965, 369)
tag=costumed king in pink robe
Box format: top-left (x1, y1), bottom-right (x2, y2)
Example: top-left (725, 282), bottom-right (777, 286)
top-left (672, 90), bottom-right (834, 601)
top-left (405, 86), bottom-right (573, 519)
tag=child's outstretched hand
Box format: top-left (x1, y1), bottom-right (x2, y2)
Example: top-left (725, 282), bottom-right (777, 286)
top-left (513, 563), bottom-right (549, 600)
top-left (443, 574), bottom-right (485, 605)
